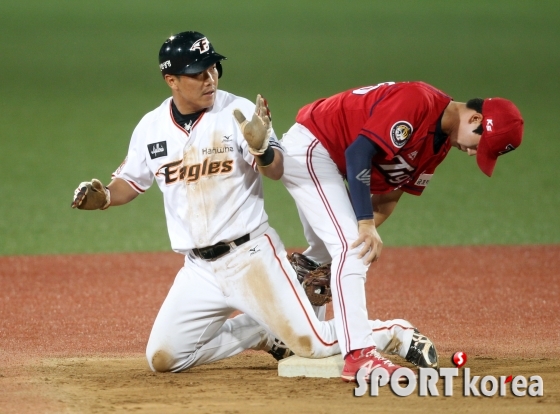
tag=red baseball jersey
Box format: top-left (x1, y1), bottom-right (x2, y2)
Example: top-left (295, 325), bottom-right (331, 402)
top-left (296, 81), bottom-right (453, 195)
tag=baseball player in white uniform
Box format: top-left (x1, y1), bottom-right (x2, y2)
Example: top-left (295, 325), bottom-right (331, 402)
top-left (70, 31), bottom-right (430, 381)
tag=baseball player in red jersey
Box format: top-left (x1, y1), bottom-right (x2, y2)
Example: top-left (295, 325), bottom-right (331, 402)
top-left (70, 35), bottom-right (435, 381)
top-left (281, 81), bottom-right (524, 382)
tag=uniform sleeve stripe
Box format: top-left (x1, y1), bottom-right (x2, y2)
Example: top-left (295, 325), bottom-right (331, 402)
top-left (126, 180), bottom-right (145, 193)
top-left (269, 141), bottom-right (284, 151)
top-left (110, 174), bottom-right (146, 193)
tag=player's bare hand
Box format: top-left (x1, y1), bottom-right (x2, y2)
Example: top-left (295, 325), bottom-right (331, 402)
top-left (351, 219), bottom-right (383, 265)
top-left (233, 94), bottom-right (272, 155)
top-left (71, 178), bottom-right (111, 210)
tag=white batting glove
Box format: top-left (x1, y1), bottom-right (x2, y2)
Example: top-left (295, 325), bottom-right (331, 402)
top-left (71, 178), bottom-right (111, 210)
top-left (233, 94), bottom-right (272, 155)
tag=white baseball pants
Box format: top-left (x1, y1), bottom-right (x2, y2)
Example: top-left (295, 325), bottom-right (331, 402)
top-left (146, 225), bottom-right (414, 372)
top-left (281, 123), bottom-right (380, 357)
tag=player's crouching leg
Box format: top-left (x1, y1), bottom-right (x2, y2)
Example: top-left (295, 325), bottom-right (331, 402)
top-left (370, 318), bottom-right (439, 369)
top-left (146, 315), bottom-right (276, 372)
top-left (145, 339), bottom-right (198, 373)
top-left (274, 320), bottom-right (341, 359)
top-left (289, 341), bottom-right (340, 359)
top-left (147, 347), bottom-right (177, 373)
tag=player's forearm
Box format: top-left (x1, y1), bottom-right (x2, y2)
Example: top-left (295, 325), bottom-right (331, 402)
top-left (372, 203), bottom-right (394, 227)
top-left (373, 212), bottom-right (390, 227)
top-left (371, 190), bottom-right (403, 227)
top-left (345, 136), bottom-right (378, 220)
top-left (257, 149), bottom-right (284, 180)
top-left (106, 177), bottom-right (140, 207)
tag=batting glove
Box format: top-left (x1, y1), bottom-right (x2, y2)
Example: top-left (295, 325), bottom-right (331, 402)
top-left (71, 178), bottom-right (111, 210)
top-left (233, 94), bottom-right (272, 155)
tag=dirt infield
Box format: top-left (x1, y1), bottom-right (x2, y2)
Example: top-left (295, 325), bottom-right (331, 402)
top-left (1, 245), bottom-right (559, 413)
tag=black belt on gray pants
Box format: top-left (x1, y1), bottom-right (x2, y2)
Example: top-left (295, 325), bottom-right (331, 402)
top-left (192, 233), bottom-right (251, 261)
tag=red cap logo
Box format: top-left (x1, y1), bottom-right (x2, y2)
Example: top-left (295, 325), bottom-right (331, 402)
top-left (477, 98), bottom-right (524, 177)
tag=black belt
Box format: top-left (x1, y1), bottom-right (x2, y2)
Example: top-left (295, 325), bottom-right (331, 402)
top-left (192, 234), bottom-right (251, 261)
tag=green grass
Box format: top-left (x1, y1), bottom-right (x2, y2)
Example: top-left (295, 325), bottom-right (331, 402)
top-left (1, 0), bottom-right (559, 255)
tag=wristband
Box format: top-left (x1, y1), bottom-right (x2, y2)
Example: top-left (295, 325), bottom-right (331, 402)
top-left (255, 146), bottom-right (275, 167)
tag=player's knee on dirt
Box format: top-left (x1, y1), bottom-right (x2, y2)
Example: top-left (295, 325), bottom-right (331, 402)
top-left (150, 349), bottom-right (176, 372)
top-left (148, 348), bottom-right (199, 372)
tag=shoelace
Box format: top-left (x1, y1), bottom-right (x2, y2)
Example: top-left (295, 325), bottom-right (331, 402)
top-left (364, 348), bottom-right (397, 367)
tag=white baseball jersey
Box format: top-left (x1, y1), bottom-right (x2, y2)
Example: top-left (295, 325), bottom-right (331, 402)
top-left (112, 89), bottom-right (416, 372)
top-left (112, 90), bottom-right (282, 254)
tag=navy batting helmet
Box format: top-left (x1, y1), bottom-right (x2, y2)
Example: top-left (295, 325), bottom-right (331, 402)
top-left (158, 31), bottom-right (226, 78)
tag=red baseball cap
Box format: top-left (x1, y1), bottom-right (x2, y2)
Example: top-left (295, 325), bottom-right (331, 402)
top-left (477, 98), bottom-right (524, 177)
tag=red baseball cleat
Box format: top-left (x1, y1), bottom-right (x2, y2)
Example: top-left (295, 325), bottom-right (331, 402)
top-left (341, 346), bottom-right (407, 383)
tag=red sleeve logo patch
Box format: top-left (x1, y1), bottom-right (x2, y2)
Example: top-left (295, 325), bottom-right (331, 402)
top-left (390, 121), bottom-right (413, 148)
